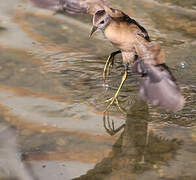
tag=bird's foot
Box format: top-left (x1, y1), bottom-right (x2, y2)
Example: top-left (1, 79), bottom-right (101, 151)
top-left (104, 70), bottom-right (127, 113)
top-left (104, 96), bottom-right (126, 114)
top-left (104, 96), bottom-right (117, 112)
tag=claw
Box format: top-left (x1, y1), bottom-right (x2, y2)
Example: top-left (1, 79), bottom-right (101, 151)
top-left (104, 96), bottom-right (116, 112)
top-left (104, 97), bottom-right (126, 114)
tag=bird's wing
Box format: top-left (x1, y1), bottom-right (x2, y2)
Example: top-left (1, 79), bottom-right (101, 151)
top-left (103, 6), bottom-right (124, 17)
top-left (133, 60), bottom-right (185, 112)
top-left (124, 15), bottom-right (150, 41)
top-left (103, 6), bottom-right (150, 41)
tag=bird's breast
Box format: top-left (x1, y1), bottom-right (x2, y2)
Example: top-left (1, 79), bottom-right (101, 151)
top-left (104, 22), bottom-right (135, 51)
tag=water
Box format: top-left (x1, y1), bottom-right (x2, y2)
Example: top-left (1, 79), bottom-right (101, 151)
top-left (0, 0), bottom-right (195, 179)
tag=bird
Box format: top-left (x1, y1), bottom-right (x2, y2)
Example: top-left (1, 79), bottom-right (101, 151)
top-left (27, 1), bottom-right (185, 111)
top-left (89, 6), bottom-right (184, 112)
top-left (89, 6), bottom-right (151, 79)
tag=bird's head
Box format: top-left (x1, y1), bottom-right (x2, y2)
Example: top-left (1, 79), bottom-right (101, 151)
top-left (89, 6), bottom-right (123, 38)
top-left (89, 9), bottom-right (111, 38)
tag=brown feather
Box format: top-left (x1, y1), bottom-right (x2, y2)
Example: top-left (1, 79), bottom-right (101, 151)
top-left (103, 6), bottom-right (124, 17)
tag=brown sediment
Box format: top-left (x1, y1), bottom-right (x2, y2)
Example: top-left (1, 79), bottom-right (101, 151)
top-left (24, 148), bottom-right (111, 163)
top-left (0, 85), bottom-right (71, 103)
top-left (12, 10), bottom-right (88, 53)
top-left (0, 85), bottom-right (119, 117)
top-left (13, 11), bottom-right (73, 52)
top-left (0, 104), bottom-right (114, 163)
top-left (0, 86), bottom-right (116, 144)
top-left (0, 45), bottom-right (43, 65)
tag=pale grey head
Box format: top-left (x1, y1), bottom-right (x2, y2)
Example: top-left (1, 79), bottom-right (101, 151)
top-left (89, 9), bottom-right (111, 37)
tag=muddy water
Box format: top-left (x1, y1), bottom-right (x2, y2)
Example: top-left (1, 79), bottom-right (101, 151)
top-left (0, 0), bottom-right (195, 179)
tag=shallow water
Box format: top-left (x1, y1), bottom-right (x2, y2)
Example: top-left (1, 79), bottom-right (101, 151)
top-left (0, 0), bottom-right (195, 179)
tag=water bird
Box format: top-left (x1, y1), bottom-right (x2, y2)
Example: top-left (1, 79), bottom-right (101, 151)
top-left (89, 6), bottom-right (185, 112)
top-left (28, 0), bottom-right (185, 112)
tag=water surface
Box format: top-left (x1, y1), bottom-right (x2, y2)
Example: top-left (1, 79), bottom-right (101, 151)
top-left (0, 0), bottom-right (195, 179)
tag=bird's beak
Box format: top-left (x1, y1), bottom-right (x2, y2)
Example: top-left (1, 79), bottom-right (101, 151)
top-left (89, 26), bottom-right (98, 38)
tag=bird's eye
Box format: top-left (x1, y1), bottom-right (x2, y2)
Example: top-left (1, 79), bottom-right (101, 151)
top-left (100, 20), bottom-right (105, 24)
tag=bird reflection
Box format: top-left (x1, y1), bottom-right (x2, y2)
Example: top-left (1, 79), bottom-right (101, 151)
top-left (73, 99), bottom-right (181, 180)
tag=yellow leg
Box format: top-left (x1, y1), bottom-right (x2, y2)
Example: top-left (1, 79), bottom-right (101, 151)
top-left (104, 70), bottom-right (128, 112)
top-left (103, 50), bottom-right (121, 80)
top-left (103, 54), bottom-right (112, 80)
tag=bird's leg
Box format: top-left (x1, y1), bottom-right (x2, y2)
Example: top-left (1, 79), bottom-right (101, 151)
top-left (104, 63), bottom-right (129, 112)
top-left (103, 50), bottom-right (121, 80)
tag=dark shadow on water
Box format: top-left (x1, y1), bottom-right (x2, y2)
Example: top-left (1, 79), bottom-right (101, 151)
top-left (73, 99), bottom-right (181, 180)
